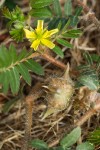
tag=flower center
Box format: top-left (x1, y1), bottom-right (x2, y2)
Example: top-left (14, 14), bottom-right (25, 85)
top-left (36, 34), bottom-right (43, 40)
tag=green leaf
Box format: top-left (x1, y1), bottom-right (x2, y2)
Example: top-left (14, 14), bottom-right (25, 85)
top-left (30, 0), bottom-right (53, 8)
top-left (76, 142), bottom-right (95, 150)
top-left (60, 127), bottom-right (81, 148)
top-left (8, 67), bottom-right (20, 94)
top-left (1, 71), bottom-right (9, 94)
top-left (88, 128), bottom-right (100, 145)
top-left (64, 0), bottom-right (72, 16)
top-left (2, 6), bottom-right (25, 22)
top-left (4, 0), bottom-right (16, 11)
top-left (10, 28), bottom-right (24, 42)
top-left (78, 74), bottom-right (99, 90)
top-left (0, 44), bottom-right (45, 94)
top-left (62, 19), bottom-right (71, 30)
top-left (14, 22), bottom-right (24, 29)
top-left (2, 7), bottom-right (12, 19)
top-left (24, 59), bottom-right (44, 75)
top-left (0, 45), bottom-right (11, 67)
top-left (77, 63), bottom-right (99, 90)
top-left (53, 0), bottom-right (62, 16)
top-left (62, 33), bottom-right (80, 38)
top-left (11, 6), bottom-right (25, 22)
top-left (57, 38), bottom-right (73, 48)
top-left (30, 7), bottom-right (52, 18)
top-left (2, 96), bottom-right (20, 113)
top-left (70, 15), bottom-right (79, 27)
top-left (17, 48), bottom-right (28, 61)
top-left (9, 44), bottom-right (17, 63)
top-left (70, 7), bottom-right (82, 27)
top-left (30, 139), bottom-right (48, 149)
top-left (67, 29), bottom-right (82, 34)
top-left (63, 29), bottom-right (82, 38)
top-left (83, 52), bottom-right (93, 66)
top-left (55, 146), bottom-right (64, 150)
top-left (75, 6), bottom-right (83, 16)
top-left (16, 63), bottom-right (31, 85)
top-left (0, 72), bottom-right (5, 84)
top-left (91, 54), bottom-right (100, 62)
top-left (2, 6), bottom-right (25, 42)
top-left (48, 18), bottom-right (68, 30)
top-left (52, 46), bottom-right (64, 58)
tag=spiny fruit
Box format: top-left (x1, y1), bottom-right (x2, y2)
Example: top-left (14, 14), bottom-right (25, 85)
top-left (41, 64), bottom-right (74, 120)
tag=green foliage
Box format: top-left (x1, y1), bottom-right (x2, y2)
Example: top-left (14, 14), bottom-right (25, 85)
top-left (2, 6), bottom-right (25, 24)
top-left (48, 18), bottom-right (82, 56)
top-left (30, 0), bottom-right (82, 27)
top-left (47, 4), bottom-right (82, 30)
top-left (60, 127), bottom-right (81, 149)
top-left (2, 0), bottom-right (82, 42)
top-left (53, 0), bottom-right (82, 27)
top-left (2, 6), bottom-right (25, 41)
top-left (48, 18), bottom-right (68, 30)
top-left (52, 46), bottom-right (64, 58)
top-left (47, 17), bottom-right (82, 53)
top-left (70, 6), bottom-right (83, 27)
top-left (88, 128), bottom-right (100, 146)
top-left (2, 95), bottom-right (21, 113)
top-left (76, 142), bottom-right (94, 150)
top-left (77, 66), bottom-right (99, 90)
top-left (91, 54), bottom-right (100, 62)
top-left (64, 0), bottom-right (72, 16)
top-left (62, 29), bottom-right (82, 38)
top-left (30, 127), bottom-right (95, 150)
top-left (4, 0), bottom-right (16, 10)
top-left (10, 28), bottom-right (24, 42)
top-left (57, 38), bottom-right (73, 48)
top-left (31, 127), bottom-right (82, 150)
top-left (30, 0), bottom-right (53, 18)
top-left (30, 7), bottom-right (52, 18)
top-left (30, 139), bottom-right (48, 150)
top-left (30, 0), bottom-right (53, 8)
top-left (0, 44), bottom-right (44, 94)
top-left (53, 0), bottom-right (62, 16)
top-left (77, 52), bottom-right (100, 90)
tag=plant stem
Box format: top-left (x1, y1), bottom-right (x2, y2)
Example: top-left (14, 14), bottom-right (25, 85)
top-left (22, 95), bottom-right (33, 150)
top-left (41, 53), bottom-right (66, 69)
top-left (28, 52), bottom-right (66, 69)
top-left (22, 83), bottom-right (43, 150)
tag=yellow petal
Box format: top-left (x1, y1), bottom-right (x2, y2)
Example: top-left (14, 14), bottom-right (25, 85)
top-left (31, 39), bottom-right (40, 51)
top-left (41, 39), bottom-right (55, 49)
top-left (37, 20), bottom-right (44, 30)
top-left (42, 30), bottom-right (49, 38)
top-left (43, 29), bottom-right (58, 38)
top-left (24, 29), bottom-right (36, 39)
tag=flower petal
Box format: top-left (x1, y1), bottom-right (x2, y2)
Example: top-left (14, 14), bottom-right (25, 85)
top-left (43, 29), bottom-right (58, 38)
top-left (37, 20), bottom-right (44, 30)
top-left (31, 39), bottom-right (40, 51)
top-left (24, 29), bottom-right (36, 39)
top-left (41, 39), bottom-right (55, 49)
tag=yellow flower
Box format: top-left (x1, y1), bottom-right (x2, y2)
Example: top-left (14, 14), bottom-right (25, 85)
top-left (24, 20), bottom-right (58, 51)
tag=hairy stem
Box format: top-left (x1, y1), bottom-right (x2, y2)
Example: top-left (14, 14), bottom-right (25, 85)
top-left (28, 52), bottom-right (66, 69)
top-left (22, 95), bottom-right (33, 150)
top-left (22, 83), bottom-right (43, 150)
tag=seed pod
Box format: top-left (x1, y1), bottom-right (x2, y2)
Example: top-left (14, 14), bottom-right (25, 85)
top-left (41, 64), bottom-right (74, 120)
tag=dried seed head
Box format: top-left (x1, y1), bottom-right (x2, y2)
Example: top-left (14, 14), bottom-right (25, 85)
top-left (41, 64), bottom-right (74, 120)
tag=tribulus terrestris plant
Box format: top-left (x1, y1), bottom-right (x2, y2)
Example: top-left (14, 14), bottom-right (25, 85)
top-left (0, 0), bottom-right (100, 150)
